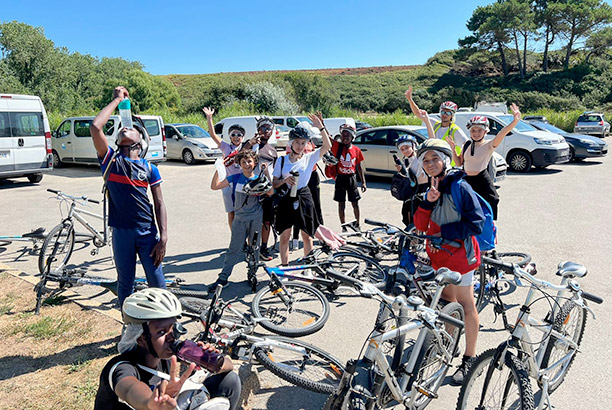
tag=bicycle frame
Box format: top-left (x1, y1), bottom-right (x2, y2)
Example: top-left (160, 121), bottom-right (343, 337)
top-left (66, 198), bottom-right (109, 247)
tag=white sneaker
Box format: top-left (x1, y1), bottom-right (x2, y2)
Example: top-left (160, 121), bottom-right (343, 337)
top-left (198, 397), bottom-right (231, 410)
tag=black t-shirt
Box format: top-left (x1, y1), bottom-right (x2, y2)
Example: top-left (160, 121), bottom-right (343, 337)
top-left (94, 347), bottom-right (170, 409)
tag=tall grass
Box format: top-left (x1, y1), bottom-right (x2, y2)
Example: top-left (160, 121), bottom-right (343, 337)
top-left (525, 109), bottom-right (584, 132)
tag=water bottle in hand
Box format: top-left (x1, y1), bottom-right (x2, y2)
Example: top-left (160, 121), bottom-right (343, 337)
top-left (118, 98), bottom-right (133, 129)
top-left (172, 339), bottom-right (224, 373)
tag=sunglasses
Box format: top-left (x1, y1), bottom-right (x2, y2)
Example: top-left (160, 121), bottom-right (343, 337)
top-left (230, 133), bottom-right (244, 138)
top-left (259, 126), bottom-right (273, 132)
top-left (441, 110), bottom-right (453, 116)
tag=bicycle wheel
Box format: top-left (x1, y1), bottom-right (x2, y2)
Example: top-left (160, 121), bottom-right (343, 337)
top-left (254, 335), bottom-right (344, 394)
top-left (38, 223), bottom-right (75, 274)
top-left (252, 282), bottom-right (329, 337)
top-left (133, 282), bottom-right (209, 299)
top-left (328, 252), bottom-right (388, 288)
top-left (540, 300), bottom-right (587, 393)
top-left (456, 348), bottom-right (534, 410)
top-left (473, 264), bottom-right (488, 312)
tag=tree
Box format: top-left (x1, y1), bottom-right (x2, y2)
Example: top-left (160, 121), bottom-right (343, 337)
top-left (552, 0), bottom-right (612, 69)
top-left (534, 0), bottom-right (567, 72)
top-left (585, 26), bottom-right (612, 63)
top-left (499, 0), bottom-right (536, 79)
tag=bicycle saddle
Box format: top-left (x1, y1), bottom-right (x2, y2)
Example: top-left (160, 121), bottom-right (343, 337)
top-left (434, 268), bottom-right (462, 286)
top-left (23, 227), bottom-right (46, 238)
top-left (556, 261), bottom-right (587, 278)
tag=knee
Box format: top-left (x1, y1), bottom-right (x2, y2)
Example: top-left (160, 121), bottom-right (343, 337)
top-left (219, 371), bottom-right (242, 397)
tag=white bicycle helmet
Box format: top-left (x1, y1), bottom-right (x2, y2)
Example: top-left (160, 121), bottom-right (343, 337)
top-left (466, 115), bottom-right (490, 131)
top-left (243, 175), bottom-right (273, 196)
top-left (122, 288), bottom-right (182, 324)
top-left (322, 151), bottom-right (339, 166)
top-left (439, 101), bottom-right (458, 113)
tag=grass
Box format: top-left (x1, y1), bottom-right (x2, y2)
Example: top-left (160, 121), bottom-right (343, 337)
top-left (0, 294), bottom-right (16, 315)
top-left (68, 358), bottom-right (93, 373)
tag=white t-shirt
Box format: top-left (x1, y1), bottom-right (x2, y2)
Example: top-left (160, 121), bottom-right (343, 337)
top-left (433, 122), bottom-right (468, 152)
top-left (273, 149), bottom-right (321, 190)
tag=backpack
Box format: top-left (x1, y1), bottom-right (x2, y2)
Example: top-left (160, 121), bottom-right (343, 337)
top-left (391, 166), bottom-right (418, 201)
top-left (450, 179), bottom-right (497, 251)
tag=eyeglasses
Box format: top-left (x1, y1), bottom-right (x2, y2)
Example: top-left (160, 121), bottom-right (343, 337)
top-left (441, 110), bottom-right (453, 116)
top-left (230, 133), bottom-right (244, 138)
top-left (259, 126), bottom-right (273, 132)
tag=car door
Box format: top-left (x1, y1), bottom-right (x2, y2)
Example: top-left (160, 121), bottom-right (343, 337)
top-left (0, 111), bottom-right (13, 172)
top-left (54, 120), bottom-right (73, 162)
top-left (165, 126), bottom-right (179, 159)
top-left (354, 130), bottom-right (390, 175)
top-left (9, 111), bottom-right (47, 169)
top-left (70, 119), bottom-right (98, 163)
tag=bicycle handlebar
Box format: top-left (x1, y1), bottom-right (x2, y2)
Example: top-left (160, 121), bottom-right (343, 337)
top-left (364, 218), bottom-right (461, 248)
top-left (581, 291), bottom-right (604, 304)
top-left (438, 311), bottom-right (465, 329)
top-left (47, 188), bottom-right (100, 204)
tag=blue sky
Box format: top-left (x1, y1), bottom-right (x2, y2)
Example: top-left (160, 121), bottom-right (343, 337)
top-left (0, 0), bottom-right (574, 75)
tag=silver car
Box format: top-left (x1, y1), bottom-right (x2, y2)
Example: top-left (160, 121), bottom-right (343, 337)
top-left (574, 112), bottom-right (610, 138)
top-left (164, 124), bottom-right (222, 165)
top-left (353, 125), bottom-right (507, 182)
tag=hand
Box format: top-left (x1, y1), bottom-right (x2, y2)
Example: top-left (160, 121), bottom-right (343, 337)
top-left (249, 134), bottom-right (260, 146)
top-left (197, 341), bottom-right (221, 354)
top-left (113, 86), bottom-right (129, 100)
top-left (284, 175), bottom-right (297, 186)
top-left (447, 137), bottom-right (456, 151)
top-left (510, 103), bottom-right (521, 121)
top-left (202, 107), bottom-right (215, 118)
top-left (396, 164), bottom-right (402, 172)
top-left (404, 86), bottom-right (413, 101)
top-left (148, 356), bottom-right (195, 409)
top-left (416, 109), bottom-right (428, 121)
top-left (260, 163), bottom-right (268, 171)
top-left (426, 177), bottom-right (440, 202)
top-left (308, 112), bottom-right (324, 129)
top-left (150, 238), bottom-right (167, 267)
top-left (361, 182), bottom-right (367, 193)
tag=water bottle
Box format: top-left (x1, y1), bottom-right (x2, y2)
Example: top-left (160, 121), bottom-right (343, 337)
top-left (171, 339), bottom-right (224, 373)
top-left (289, 170), bottom-right (300, 197)
top-left (118, 98), bottom-right (133, 129)
top-left (393, 154), bottom-right (408, 176)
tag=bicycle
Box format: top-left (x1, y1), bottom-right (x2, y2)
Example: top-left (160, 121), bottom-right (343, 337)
top-left (456, 259), bottom-right (603, 410)
top-left (38, 189), bottom-right (111, 274)
top-left (250, 250), bottom-right (389, 337)
top-left (337, 220), bottom-right (403, 261)
top-left (0, 227), bottom-right (46, 250)
top-left (34, 266), bottom-right (208, 314)
top-left (323, 266), bottom-right (465, 410)
top-left (180, 285), bottom-right (345, 395)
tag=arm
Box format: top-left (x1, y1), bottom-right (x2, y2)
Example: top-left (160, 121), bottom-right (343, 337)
top-left (492, 103), bottom-right (521, 148)
top-left (211, 170), bottom-right (230, 190)
top-left (150, 184), bottom-right (168, 267)
top-left (91, 86), bottom-right (126, 158)
top-left (405, 86), bottom-right (433, 130)
top-left (416, 108), bottom-right (437, 140)
top-left (202, 107), bottom-right (222, 147)
top-left (308, 112), bottom-right (331, 155)
top-left (356, 152), bottom-right (367, 192)
top-left (447, 138), bottom-right (463, 166)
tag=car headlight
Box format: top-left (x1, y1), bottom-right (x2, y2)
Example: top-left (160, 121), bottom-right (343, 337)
top-left (579, 139), bottom-right (596, 145)
top-left (534, 138), bottom-right (553, 145)
top-left (192, 142), bottom-right (208, 149)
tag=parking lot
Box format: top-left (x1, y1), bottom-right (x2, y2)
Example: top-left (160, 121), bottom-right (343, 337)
top-left (1, 153), bottom-right (611, 410)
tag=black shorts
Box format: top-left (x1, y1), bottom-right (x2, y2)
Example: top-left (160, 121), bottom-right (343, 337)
top-left (334, 173), bottom-right (361, 203)
top-left (261, 196), bottom-right (274, 224)
top-left (274, 187), bottom-right (319, 237)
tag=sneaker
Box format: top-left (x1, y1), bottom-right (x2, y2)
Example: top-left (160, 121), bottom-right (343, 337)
top-left (207, 279), bottom-right (228, 293)
top-left (451, 356), bottom-right (476, 386)
top-left (260, 247), bottom-right (273, 262)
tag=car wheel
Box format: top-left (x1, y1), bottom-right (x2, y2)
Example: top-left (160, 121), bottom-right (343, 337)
top-left (27, 174), bottom-right (43, 183)
top-left (568, 148), bottom-right (575, 162)
top-left (508, 151), bottom-right (532, 173)
top-left (601, 130), bottom-right (606, 138)
top-left (182, 149), bottom-right (195, 165)
top-left (52, 150), bottom-right (63, 168)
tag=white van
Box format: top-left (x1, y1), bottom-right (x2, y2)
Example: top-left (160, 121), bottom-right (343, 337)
top-left (52, 115), bottom-right (166, 167)
top-left (323, 117), bottom-right (356, 137)
top-left (454, 111), bottom-right (570, 172)
top-left (0, 94), bottom-right (53, 183)
top-left (214, 116), bottom-right (277, 148)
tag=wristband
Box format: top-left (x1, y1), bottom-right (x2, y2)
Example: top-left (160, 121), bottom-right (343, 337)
top-left (319, 127), bottom-right (327, 132)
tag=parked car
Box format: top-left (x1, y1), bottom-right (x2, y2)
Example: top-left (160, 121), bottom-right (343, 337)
top-left (523, 115), bottom-right (549, 123)
top-left (527, 120), bottom-right (608, 161)
top-left (164, 124), bottom-right (222, 165)
top-left (574, 112), bottom-right (610, 138)
top-left (454, 111), bottom-right (570, 172)
top-left (53, 115), bottom-right (166, 167)
top-left (323, 117), bottom-right (356, 137)
top-left (274, 125), bottom-right (290, 148)
top-left (271, 115), bottom-right (322, 146)
top-left (214, 116), bottom-right (278, 148)
top-left (355, 121), bottom-right (372, 131)
top-left (353, 125), bottom-right (508, 182)
top-left (0, 94), bottom-right (52, 183)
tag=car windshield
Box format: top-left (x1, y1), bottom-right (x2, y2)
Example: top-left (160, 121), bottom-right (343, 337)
top-left (177, 125), bottom-right (210, 138)
top-left (533, 122), bottom-right (568, 135)
top-left (296, 116), bottom-right (313, 124)
top-left (413, 127), bottom-right (430, 138)
top-left (577, 115), bottom-right (602, 123)
top-left (498, 115), bottom-right (537, 132)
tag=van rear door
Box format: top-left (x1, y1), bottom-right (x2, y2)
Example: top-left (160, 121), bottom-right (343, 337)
top-left (71, 119), bottom-right (99, 163)
top-left (9, 111), bottom-right (48, 169)
top-left (0, 111), bottom-right (13, 172)
top-left (139, 116), bottom-right (165, 162)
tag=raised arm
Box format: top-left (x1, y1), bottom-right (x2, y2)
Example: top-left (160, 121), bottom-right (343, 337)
top-left (202, 107), bottom-right (222, 147)
top-left (492, 103), bottom-right (521, 148)
top-left (308, 112), bottom-right (331, 155)
top-left (405, 86), bottom-right (433, 129)
top-left (91, 86), bottom-right (126, 158)
top-left (211, 170), bottom-right (230, 190)
top-left (416, 108), bottom-right (437, 141)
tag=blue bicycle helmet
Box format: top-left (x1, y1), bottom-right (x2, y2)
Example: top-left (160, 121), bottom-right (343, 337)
top-left (396, 135), bottom-right (418, 149)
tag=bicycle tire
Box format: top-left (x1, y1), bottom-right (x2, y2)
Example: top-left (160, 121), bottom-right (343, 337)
top-left (473, 264), bottom-right (488, 312)
top-left (327, 252), bottom-right (388, 288)
top-left (38, 223), bottom-right (75, 274)
top-left (252, 282), bottom-right (329, 337)
top-left (475, 252), bottom-right (532, 312)
top-left (133, 283), bottom-right (209, 299)
top-left (179, 296), bottom-right (252, 330)
top-left (540, 300), bottom-right (587, 393)
top-left (253, 335), bottom-right (344, 394)
top-left (456, 348), bottom-right (534, 410)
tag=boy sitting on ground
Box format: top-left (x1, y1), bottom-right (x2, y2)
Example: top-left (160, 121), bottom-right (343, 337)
top-left (209, 150), bottom-right (273, 291)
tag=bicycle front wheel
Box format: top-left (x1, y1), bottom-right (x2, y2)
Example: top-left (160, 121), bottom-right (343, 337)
top-left (254, 336), bottom-right (344, 394)
top-left (456, 348), bottom-right (534, 410)
top-left (328, 252), bottom-right (388, 288)
top-left (38, 223), bottom-right (75, 274)
top-left (540, 300), bottom-right (587, 393)
top-left (252, 282), bottom-right (329, 337)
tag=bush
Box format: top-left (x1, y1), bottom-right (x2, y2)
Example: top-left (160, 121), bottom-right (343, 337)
top-left (243, 81), bottom-right (298, 114)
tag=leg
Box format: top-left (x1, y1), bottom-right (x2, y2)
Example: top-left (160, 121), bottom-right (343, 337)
top-left (112, 228), bottom-right (137, 307)
top-left (279, 228), bottom-right (292, 265)
top-left (301, 230), bottom-right (313, 257)
top-left (338, 201), bottom-right (346, 225)
top-left (136, 229), bottom-right (166, 290)
top-left (227, 211), bottom-right (235, 229)
top-left (454, 283), bottom-right (479, 357)
top-left (346, 175), bottom-right (362, 226)
top-left (218, 219), bottom-right (250, 282)
top-left (351, 201), bottom-right (360, 227)
top-left (203, 371), bottom-right (242, 410)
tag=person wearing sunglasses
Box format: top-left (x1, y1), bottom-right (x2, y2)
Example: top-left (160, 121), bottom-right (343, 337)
top-left (404, 86), bottom-right (468, 163)
top-left (203, 107), bottom-right (249, 229)
top-left (242, 116), bottom-right (278, 261)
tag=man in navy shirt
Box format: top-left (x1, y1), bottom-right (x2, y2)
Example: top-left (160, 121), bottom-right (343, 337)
top-left (90, 86), bottom-right (168, 307)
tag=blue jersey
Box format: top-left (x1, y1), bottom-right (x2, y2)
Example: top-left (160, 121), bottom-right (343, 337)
top-left (226, 173), bottom-right (262, 219)
top-left (99, 148), bottom-right (162, 229)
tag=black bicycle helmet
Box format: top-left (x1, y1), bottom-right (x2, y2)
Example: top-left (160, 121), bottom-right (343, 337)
top-left (243, 175), bottom-right (273, 196)
top-left (322, 151), bottom-right (339, 166)
top-left (288, 125), bottom-right (312, 141)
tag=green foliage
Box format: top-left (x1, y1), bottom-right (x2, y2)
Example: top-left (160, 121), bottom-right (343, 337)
top-left (526, 108), bottom-right (584, 131)
top-left (243, 81), bottom-right (298, 114)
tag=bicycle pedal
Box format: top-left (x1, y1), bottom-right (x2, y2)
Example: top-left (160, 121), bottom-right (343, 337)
top-left (413, 384), bottom-right (438, 399)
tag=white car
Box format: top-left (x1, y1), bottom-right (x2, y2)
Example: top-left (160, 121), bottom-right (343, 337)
top-left (164, 124), bottom-right (222, 164)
